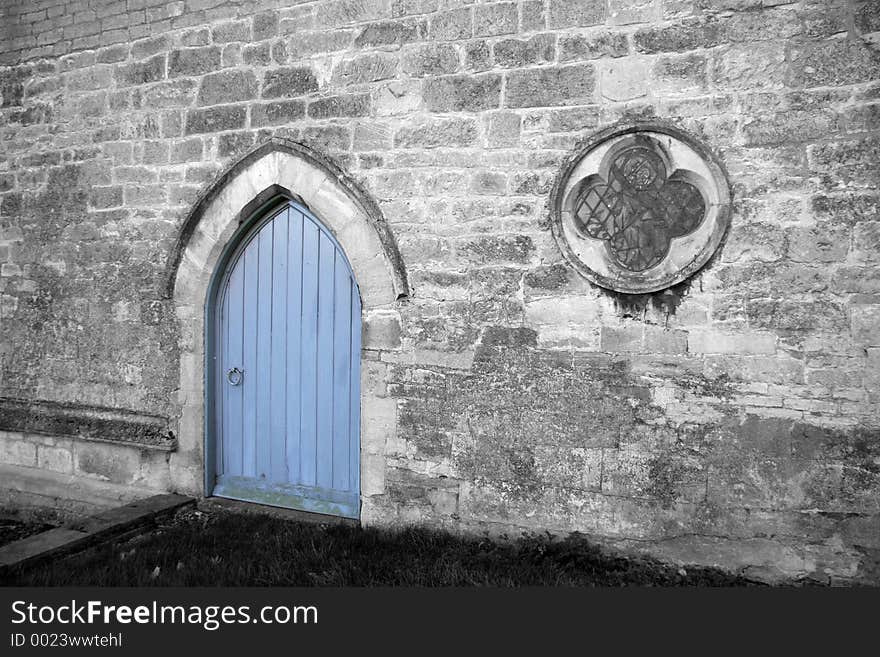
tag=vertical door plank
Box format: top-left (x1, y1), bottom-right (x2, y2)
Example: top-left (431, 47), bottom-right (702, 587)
top-left (224, 256), bottom-right (246, 477)
top-left (255, 221), bottom-right (275, 480)
top-left (315, 231), bottom-right (336, 490)
top-left (269, 209), bottom-right (289, 483)
top-left (219, 286), bottom-right (229, 477)
top-left (299, 219), bottom-right (320, 487)
top-left (241, 238), bottom-right (260, 479)
top-left (285, 209), bottom-right (304, 484)
top-left (332, 254), bottom-right (352, 492)
top-left (349, 286), bottom-right (362, 493)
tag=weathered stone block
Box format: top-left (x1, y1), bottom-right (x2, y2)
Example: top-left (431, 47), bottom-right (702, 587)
top-left (253, 11), bottom-right (279, 40)
top-left (179, 27), bottom-right (211, 47)
top-left (790, 38), bottom-right (880, 88)
top-left (89, 185), bottom-right (123, 209)
top-left (844, 103), bottom-right (880, 134)
top-left (474, 2), bottom-right (517, 38)
top-left (288, 30), bottom-right (354, 58)
top-left (723, 222), bottom-right (786, 262)
top-left (535, 445), bottom-right (602, 491)
top-left (395, 117), bottom-right (478, 148)
top-left (786, 224), bottom-right (850, 263)
top-left (559, 32), bottom-right (628, 62)
top-left (74, 443), bottom-right (140, 485)
top-left (852, 222), bottom-right (880, 263)
top-left (464, 40), bottom-right (491, 72)
top-left (485, 111), bottom-right (521, 148)
top-left (509, 171), bottom-right (554, 195)
top-left (184, 105), bottom-right (246, 134)
top-left (401, 43), bottom-right (459, 77)
top-left (547, 0), bottom-right (605, 29)
top-left (262, 66), bottom-right (318, 98)
top-left (211, 19), bottom-right (250, 43)
top-left (609, 0), bottom-right (661, 25)
top-left (136, 79), bottom-right (198, 108)
top-left (747, 298), bottom-right (847, 333)
top-left (315, 0), bottom-right (389, 28)
top-left (301, 125), bottom-right (351, 152)
top-left (96, 44), bottom-right (129, 64)
top-left (469, 170), bottom-right (507, 195)
top-left (196, 70), bottom-right (258, 106)
top-left (652, 53), bottom-right (707, 93)
top-left (353, 122), bottom-right (393, 150)
top-left (743, 110), bottom-right (839, 147)
top-left (866, 348), bottom-right (880, 401)
top-left (170, 138), bottom-right (204, 164)
top-left (598, 58), bottom-right (650, 101)
top-left (809, 136), bottom-right (880, 168)
top-left (851, 304), bottom-right (880, 347)
top-left (600, 325), bottom-right (642, 352)
top-left (643, 327), bottom-right (689, 355)
top-left (115, 54), bottom-right (165, 86)
top-left (124, 184), bottom-right (168, 206)
top-left (0, 436), bottom-right (37, 467)
top-left (307, 93), bottom-right (370, 119)
top-left (712, 43), bottom-right (786, 90)
top-left (688, 330), bottom-right (777, 355)
top-left (455, 234), bottom-right (534, 264)
top-left (38, 445), bottom-right (73, 473)
top-left (493, 34), bottom-right (555, 68)
top-left (521, 0), bottom-right (545, 31)
top-left (355, 19), bottom-right (425, 47)
top-left (168, 47), bottom-right (221, 78)
top-left (429, 7), bottom-right (472, 41)
top-left (361, 453), bottom-right (386, 495)
top-left (633, 18), bottom-right (722, 53)
top-left (363, 311), bottom-right (402, 350)
top-left (242, 43), bottom-right (271, 66)
top-left (505, 64), bottom-right (595, 108)
top-left (547, 106), bottom-right (601, 132)
top-left (423, 74), bottom-right (501, 112)
top-left (333, 53), bottom-right (398, 85)
top-left (66, 66), bottom-right (113, 92)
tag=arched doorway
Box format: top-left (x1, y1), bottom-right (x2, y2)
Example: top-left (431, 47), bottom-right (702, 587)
top-left (165, 138), bottom-right (409, 522)
top-left (209, 200), bottom-right (361, 518)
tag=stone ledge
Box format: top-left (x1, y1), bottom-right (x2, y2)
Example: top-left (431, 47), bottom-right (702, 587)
top-left (0, 493), bottom-right (194, 574)
top-left (0, 397), bottom-right (176, 451)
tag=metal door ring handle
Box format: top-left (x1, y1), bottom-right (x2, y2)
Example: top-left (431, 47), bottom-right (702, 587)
top-left (226, 367), bottom-right (243, 386)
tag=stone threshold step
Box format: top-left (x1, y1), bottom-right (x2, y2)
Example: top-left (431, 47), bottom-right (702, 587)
top-left (0, 493), bottom-right (195, 576)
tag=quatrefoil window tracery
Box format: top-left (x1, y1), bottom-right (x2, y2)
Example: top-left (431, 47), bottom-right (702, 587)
top-left (572, 141), bottom-right (707, 272)
top-left (550, 123), bottom-right (732, 294)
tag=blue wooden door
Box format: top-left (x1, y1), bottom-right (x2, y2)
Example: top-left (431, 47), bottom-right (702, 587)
top-left (213, 201), bottom-right (361, 518)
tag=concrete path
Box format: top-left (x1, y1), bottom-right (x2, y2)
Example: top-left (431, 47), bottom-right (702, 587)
top-left (0, 493), bottom-right (194, 576)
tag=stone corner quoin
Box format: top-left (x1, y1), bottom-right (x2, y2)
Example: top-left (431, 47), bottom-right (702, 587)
top-left (0, 0), bottom-right (879, 584)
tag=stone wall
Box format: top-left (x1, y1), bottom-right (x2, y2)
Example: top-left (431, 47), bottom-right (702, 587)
top-left (1, 0), bottom-right (879, 583)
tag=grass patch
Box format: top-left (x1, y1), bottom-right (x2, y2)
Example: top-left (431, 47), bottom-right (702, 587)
top-left (3, 507), bottom-right (759, 587)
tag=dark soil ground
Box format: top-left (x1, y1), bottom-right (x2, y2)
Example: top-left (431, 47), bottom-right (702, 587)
top-left (0, 517), bottom-right (54, 549)
top-left (3, 506), bottom-right (761, 586)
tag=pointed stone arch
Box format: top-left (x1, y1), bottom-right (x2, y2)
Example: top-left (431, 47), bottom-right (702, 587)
top-left (164, 137), bottom-right (409, 305)
top-left (165, 138), bottom-right (408, 504)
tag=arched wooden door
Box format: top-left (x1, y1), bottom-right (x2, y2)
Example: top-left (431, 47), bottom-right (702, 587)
top-left (211, 201), bottom-right (361, 518)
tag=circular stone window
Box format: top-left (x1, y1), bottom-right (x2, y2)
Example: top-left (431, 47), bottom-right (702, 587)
top-left (549, 122), bottom-right (732, 294)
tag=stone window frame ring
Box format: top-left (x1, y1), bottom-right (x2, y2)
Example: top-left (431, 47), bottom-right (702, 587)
top-left (548, 121), bottom-right (733, 294)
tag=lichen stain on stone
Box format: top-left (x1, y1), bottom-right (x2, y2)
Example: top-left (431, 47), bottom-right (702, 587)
top-left (604, 276), bottom-right (694, 318)
top-left (645, 454), bottom-right (686, 510)
top-left (678, 371), bottom-right (736, 401)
